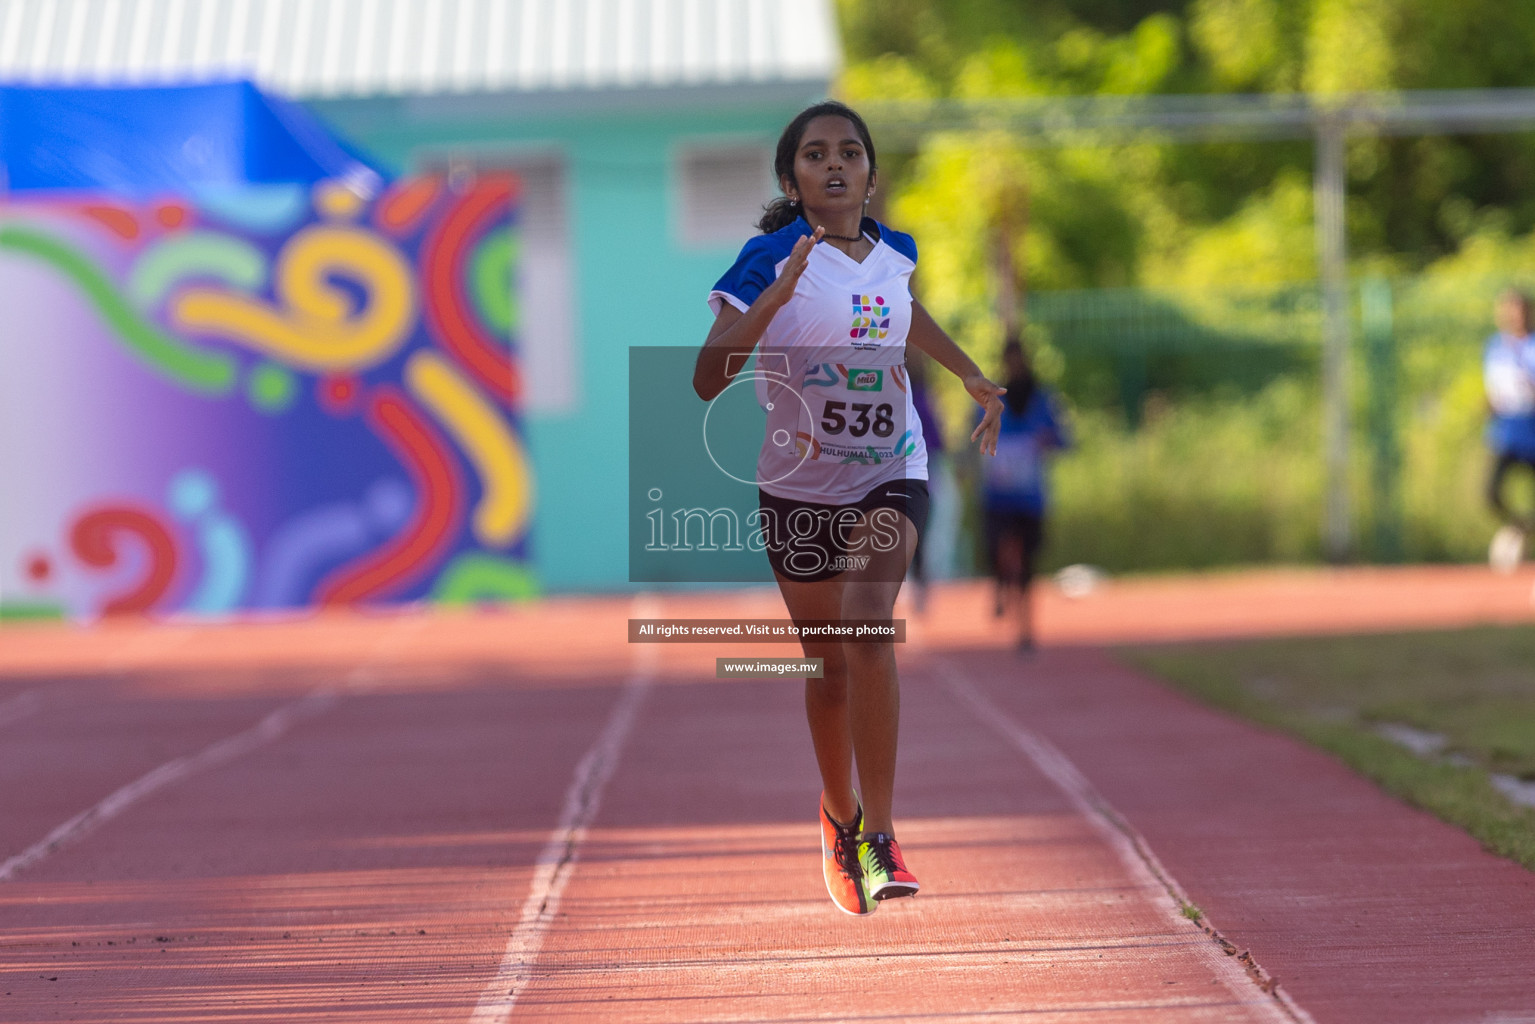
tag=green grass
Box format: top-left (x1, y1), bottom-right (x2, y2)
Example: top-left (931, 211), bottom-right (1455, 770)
top-left (1123, 626), bottom-right (1535, 872)
top-left (0, 602), bottom-right (65, 623)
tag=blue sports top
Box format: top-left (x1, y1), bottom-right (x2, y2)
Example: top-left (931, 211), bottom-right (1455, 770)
top-left (1484, 332), bottom-right (1535, 459)
top-left (979, 387), bottom-right (1070, 515)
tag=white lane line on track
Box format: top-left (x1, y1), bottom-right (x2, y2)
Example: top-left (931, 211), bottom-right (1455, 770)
top-left (470, 595), bottom-right (662, 1024)
top-left (0, 686), bottom-right (340, 882)
top-left (0, 616), bottom-right (425, 883)
top-left (934, 658), bottom-right (1317, 1024)
top-left (0, 689), bottom-right (42, 729)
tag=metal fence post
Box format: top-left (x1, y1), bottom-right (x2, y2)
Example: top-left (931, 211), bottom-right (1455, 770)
top-left (1316, 118), bottom-right (1352, 562)
top-left (1361, 276), bottom-right (1402, 561)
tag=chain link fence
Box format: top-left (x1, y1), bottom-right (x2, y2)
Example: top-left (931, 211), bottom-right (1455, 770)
top-left (941, 277), bottom-right (1509, 575)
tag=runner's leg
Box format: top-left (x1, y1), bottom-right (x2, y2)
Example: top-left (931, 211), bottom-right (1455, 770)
top-left (997, 532), bottom-right (1024, 616)
top-left (1488, 451), bottom-right (1519, 525)
top-left (840, 509), bottom-right (918, 836)
top-left (1518, 458), bottom-right (1535, 533)
top-left (986, 509), bottom-right (1007, 617)
top-left (1016, 514), bottom-right (1043, 650)
top-left (775, 575), bottom-right (857, 826)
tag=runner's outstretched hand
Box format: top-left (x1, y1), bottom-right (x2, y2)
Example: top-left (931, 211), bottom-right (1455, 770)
top-left (966, 374), bottom-right (1007, 456)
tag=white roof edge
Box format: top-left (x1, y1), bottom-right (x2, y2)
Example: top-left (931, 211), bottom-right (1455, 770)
top-left (0, 0), bottom-right (841, 99)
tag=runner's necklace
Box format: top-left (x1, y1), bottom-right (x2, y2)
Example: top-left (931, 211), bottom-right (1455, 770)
top-left (794, 195), bottom-right (872, 242)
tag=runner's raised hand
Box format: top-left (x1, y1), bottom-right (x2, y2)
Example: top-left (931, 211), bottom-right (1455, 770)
top-left (693, 226), bottom-right (826, 401)
top-left (758, 226), bottom-right (825, 313)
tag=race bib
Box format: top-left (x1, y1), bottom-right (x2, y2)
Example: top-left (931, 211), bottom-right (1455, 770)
top-left (794, 357), bottom-right (916, 467)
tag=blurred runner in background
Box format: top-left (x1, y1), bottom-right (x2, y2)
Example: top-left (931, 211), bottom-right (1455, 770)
top-left (982, 339), bottom-right (1070, 650)
top-left (1483, 289), bottom-right (1535, 573)
top-left (905, 350), bottom-right (958, 613)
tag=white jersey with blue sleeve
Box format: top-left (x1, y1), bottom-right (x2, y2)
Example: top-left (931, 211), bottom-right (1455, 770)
top-left (1485, 333), bottom-right (1535, 417)
top-left (707, 217), bottom-right (928, 505)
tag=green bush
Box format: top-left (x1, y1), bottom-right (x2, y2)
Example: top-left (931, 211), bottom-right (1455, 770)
top-left (945, 277), bottom-right (1517, 575)
top-left (1046, 378), bottom-right (1326, 571)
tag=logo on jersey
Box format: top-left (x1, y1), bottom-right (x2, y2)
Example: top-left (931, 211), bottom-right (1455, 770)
top-left (851, 294), bottom-right (890, 340)
top-left (846, 368), bottom-right (884, 391)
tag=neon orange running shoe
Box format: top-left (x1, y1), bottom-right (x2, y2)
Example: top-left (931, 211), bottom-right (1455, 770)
top-left (819, 794), bottom-right (872, 916)
top-left (858, 832), bottom-right (919, 901)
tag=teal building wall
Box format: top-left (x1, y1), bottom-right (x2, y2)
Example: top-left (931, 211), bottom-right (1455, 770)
top-left (309, 90), bottom-right (820, 592)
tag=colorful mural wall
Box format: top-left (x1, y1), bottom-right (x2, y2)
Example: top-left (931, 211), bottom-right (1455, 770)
top-left (0, 175), bottom-right (533, 620)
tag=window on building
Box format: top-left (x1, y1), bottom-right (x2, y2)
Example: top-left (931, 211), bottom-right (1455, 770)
top-left (420, 152), bottom-right (576, 416)
top-left (675, 144), bottom-right (775, 249)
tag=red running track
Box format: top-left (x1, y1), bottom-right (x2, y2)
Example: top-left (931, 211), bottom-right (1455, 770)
top-left (0, 566), bottom-right (1532, 1022)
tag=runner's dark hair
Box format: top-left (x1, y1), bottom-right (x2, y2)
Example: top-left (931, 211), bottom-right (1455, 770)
top-left (1001, 337), bottom-right (1037, 416)
top-left (758, 100), bottom-right (878, 233)
top-left (1498, 287), bottom-right (1534, 315)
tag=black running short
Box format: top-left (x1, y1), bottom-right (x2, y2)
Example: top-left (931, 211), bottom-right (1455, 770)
top-left (757, 479), bottom-right (930, 584)
top-left (1488, 450), bottom-right (1535, 531)
top-left (985, 508), bottom-right (1045, 585)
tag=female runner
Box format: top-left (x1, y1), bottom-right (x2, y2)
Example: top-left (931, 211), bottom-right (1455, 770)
top-left (693, 101), bottom-right (1006, 916)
